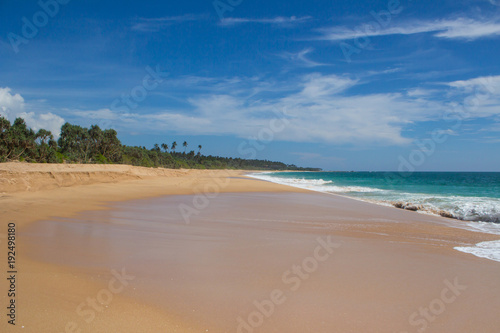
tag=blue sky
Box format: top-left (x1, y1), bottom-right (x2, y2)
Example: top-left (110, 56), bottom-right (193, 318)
top-left (1, 0), bottom-right (500, 171)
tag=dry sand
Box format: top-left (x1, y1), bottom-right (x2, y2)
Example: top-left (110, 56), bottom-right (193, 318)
top-left (1, 162), bottom-right (499, 332)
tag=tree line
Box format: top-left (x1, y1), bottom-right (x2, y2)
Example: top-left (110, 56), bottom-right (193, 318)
top-left (0, 116), bottom-right (321, 171)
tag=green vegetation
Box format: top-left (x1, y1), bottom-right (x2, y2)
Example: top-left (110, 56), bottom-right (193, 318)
top-left (0, 116), bottom-right (321, 171)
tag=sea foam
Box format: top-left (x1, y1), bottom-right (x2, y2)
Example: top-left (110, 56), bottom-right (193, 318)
top-left (455, 240), bottom-right (500, 263)
top-left (249, 174), bottom-right (382, 193)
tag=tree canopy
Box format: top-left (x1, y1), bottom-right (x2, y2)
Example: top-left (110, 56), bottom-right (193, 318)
top-left (0, 116), bottom-right (321, 171)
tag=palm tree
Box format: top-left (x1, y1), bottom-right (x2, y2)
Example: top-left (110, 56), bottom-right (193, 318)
top-left (183, 141), bottom-right (188, 153)
top-left (198, 145), bottom-right (202, 153)
top-left (161, 143), bottom-right (169, 152)
top-left (171, 141), bottom-right (177, 153)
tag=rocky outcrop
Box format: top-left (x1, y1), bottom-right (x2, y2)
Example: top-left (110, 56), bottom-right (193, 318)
top-left (392, 201), bottom-right (459, 220)
top-left (438, 210), bottom-right (457, 219)
top-left (392, 202), bottom-right (423, 211)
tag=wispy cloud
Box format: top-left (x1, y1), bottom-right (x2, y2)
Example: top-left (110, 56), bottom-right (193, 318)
top-left (318, 17), bottom-right (500, 41)
top-left (435, 129), bottom-right (458, 136)
top-left (220, 16), bottom-right (312, 27)
top-left (448, 75), bottom-right (500, 91)
top-left (39, 72), bottom-right (500, 146)
top-left (446, 75), bottom-right (500, 118)
top-left (67, 74), bottom-right (435, 145)
top-left (291, 152), bottom-right (346, 163)
top-left (131, 14), bottom-right (204, 32)
top-left (278, 48), bottom-right (329, 67)
top-left (365, 68), bottom-right (402, 77)
top-left (406, 88), bottom-right (439, 97)
top-left (294, 73), bottom-right (358, 98)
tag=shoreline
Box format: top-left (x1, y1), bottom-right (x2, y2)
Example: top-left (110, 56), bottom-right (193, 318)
top-left (247, 171), bottom-right (500, 263)
top-left (2, 163), bottom-right (500, 332)
top-left (248, 171), bottom-right (500, 232)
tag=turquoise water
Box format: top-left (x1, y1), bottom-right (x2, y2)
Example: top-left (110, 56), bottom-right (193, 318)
top-left (250, 172), bottom-right (500, 223)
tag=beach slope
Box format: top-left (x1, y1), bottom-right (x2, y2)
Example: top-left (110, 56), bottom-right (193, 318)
top-left (1, 163), bottom-right (499, 332)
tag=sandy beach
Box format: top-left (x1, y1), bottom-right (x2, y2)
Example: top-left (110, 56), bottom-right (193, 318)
top-left (1, 163), bottom-right (500, 332)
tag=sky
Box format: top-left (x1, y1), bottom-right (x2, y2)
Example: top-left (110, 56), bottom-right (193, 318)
top-left (1, 0), bottom-right (500, 171)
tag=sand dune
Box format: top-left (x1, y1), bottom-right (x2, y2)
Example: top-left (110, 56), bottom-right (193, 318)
top-left (0, 162), bottom-right (212, 193)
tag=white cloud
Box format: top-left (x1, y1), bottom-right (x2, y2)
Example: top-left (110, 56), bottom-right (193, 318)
top-left (16, 112), bottom-right (65, 138)
top-left (72, 108), bottom-right (119, 120)
top-left (220, 16), bottom-right (311, 27)
top-left (448, 75), bottom-right (500, 92)
top-left (131, 15), bottom-right (203, 32)
top-left (447, 75), bottom-right (500, 118)
top-left (278, 48), bottom-right (328, 68)
top-left (291, 152), bottom-right (346, 163)
top-left (296, 73), bottom-right (358, 98)
top-left (406, 88), bottom-right (438, 97)
top-left (366, 68), bottom-right (402, 76)
top-left (435, 129), bottom-right (458, 136)
top-left (68, 74), bottom-right (500, 146)
top-left (434, 19), bottom-right (500, 39)
top-left (319, 17), bottom-right (500, 41)
top-left (74, 74), bottom-right (431, 145)
top-left (0, 87), bottom-right (24, 115)
top-left (0, 87), bottom-right (65, 138)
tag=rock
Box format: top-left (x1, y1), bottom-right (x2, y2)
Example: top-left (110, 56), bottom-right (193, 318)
top-left (439, 211), bottom-right (456, 219)
top-left (393, 202), bottom-right (425, 212)
top-left (393, 202), bottom-right (404, 209)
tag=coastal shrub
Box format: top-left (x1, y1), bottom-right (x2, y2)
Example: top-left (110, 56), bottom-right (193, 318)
top-left (58, 123), bottom-right (122, 163)
top-left (55, 151), bottom-right (67, 163)
top-left (95, 154), bottom-right (111, 164)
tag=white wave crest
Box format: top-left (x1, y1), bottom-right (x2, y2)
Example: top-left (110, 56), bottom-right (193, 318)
top-left (248, 173), bottom-right (383, 193)
top-left (464, 221), bottom-right (500, 236)
top-left (386, 194), bottom-right (500, 224)
top-left (455, 240), bottom-right (500, 263)
top-left (450, 198), bottom-right (500, 223)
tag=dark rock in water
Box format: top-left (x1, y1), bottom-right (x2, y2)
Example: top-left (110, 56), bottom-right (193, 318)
top-left (393, 202), bottom-right (455, 218)
top-left (393, 202), bottom-right (423, 211)
top-left (393, 202), bottom-right (404, 209)
top-left (439, 211), bottom-right (457, 219)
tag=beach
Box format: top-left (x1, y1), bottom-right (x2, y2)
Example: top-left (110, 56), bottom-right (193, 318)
top-left (1, 163), bottom-right (500, 332)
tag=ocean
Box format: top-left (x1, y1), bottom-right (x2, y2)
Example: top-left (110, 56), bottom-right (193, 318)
top-left (249, 171), bottom-right (500, 262)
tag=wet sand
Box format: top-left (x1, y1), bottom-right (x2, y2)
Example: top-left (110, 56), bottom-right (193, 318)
top-left (1, 164), bottom-right (298, 332)
top-left (21, 193), bottom-right (500, 332)
top-left (1, 163), bottom-right (500, 332)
